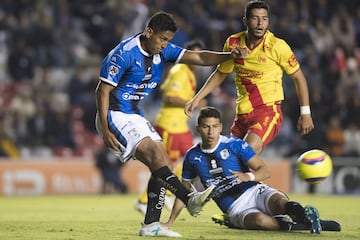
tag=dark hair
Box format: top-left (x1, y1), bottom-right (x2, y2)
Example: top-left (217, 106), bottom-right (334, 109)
top-left (244, 0), bottom-right (270, 19)
top-left (197, 107), bottom-right (222, 125)
top-left (184, 39), bottom-right (205, 50)
top-left (147, 11), bottom-right (177, 33)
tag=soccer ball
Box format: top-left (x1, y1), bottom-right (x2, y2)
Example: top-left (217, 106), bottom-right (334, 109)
top-left (296, 149), bottom-right (333, 184)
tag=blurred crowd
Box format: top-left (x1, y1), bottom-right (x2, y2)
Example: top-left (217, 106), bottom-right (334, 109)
top-left (0, 0), bottom-right (360, 159)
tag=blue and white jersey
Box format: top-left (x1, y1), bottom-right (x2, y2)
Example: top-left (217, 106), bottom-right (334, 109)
top-left (99, 34), bottom-right (185, 116)
top-left (183, 135), bottom-right (258, 213)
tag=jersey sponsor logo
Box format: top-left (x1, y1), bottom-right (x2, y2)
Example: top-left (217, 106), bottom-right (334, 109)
top-left (122, 92), bottom-right (141, 100)
top-left (156, 187), bottom-right (167, 210)
top-left (126, 82), bottom-right (157, 89)
top-left (288, 54), bottom-right (298, 67)
top-left (207, 175), bottom-right (238, 198)
top-left (109, 65), bottom-right (119, 75)
top-left (220, 149), bottom-right (229, 160)
top-left (237, 69), bottom-right (263, 79)
top-left (209, 167), bottom-right (223, 175)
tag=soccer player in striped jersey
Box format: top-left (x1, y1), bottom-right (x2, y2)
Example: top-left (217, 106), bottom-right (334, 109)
top-left (184, 0), bottom-right (314, 229)
top-left (164, 107), bottom-right (340, 234)
top-left (95, 12), bottom-right (244, 237)
top-left (185, 0), bottom-right (314, 155)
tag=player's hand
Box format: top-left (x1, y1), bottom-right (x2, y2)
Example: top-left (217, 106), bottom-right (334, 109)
top-left (297, 114), bottom-right (314, 136)
top-left (231, 46), bottom-right (249, 59)
top-left (161, 221), bottom-right (172, 228)
top-left (184, 98), bottom-right (199, 118)
top-left (102, 130), bottom-right (121, 151)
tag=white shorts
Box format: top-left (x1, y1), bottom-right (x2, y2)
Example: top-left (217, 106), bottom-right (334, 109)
top-left (95, 111), bottom-right (161, 163)
top-left (227, 183), bottom-right (287, 229)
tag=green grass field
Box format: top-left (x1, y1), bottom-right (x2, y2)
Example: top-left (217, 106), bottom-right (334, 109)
top-left (0, 194), bottom-right (359, 240)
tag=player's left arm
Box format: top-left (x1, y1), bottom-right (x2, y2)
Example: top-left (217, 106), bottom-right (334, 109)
top-left (290, 69), bottom-right (314, 136)
top-left (229, 155), bottom-right (271, 182)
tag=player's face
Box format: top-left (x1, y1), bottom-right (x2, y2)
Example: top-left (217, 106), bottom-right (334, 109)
top-left (144, 28), bottom-right (175, 55)
top-left (196, 117), bottom-right (222, 149)
top-left (244, 8), bottom-right (269, 39)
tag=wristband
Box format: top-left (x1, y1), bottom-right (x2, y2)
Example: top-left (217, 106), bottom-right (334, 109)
top-left (246, 172), bottom-right (255, 181)
top-left (300, 106), bottom-right (311, 115)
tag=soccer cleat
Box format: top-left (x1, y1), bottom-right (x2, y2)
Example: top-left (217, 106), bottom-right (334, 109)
top-left (211, 213), bottom-right (237, 228)
top-left (139, 222), bottom-right (182, 237)
top-left (320, 219), bottom-right (341, 232)
top-left (304, 205), bottom-right (322, 234)
top-left (134, 201), bottom-right (147, 215)
top-left (187, 185), bottom-right (215, 217)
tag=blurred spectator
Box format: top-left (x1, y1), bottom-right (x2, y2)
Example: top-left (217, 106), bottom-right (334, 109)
top-left (324, 116), bottom-right (345, 157)
top-left (7, 39), bottom-right (34, 82)
top-left (310, 18), bottom-right (335, 55)
top-left (67, 65), bottom-right (89, 107)
top-left (95, 147), bottom-right (128, 194)
top-left (45, 93), bottom-right (74, 149)
top-left (343, 123), bottom-right (360, 157)
top-left (330, 5), bottom-right (356, 55)
top-left (8, 84), bottom-right (36, 145)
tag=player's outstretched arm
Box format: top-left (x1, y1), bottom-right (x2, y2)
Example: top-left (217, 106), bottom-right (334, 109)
top-left (180, 46), bottom-right (247, 66)
top-left (184, 70), bottom-right (228, 117)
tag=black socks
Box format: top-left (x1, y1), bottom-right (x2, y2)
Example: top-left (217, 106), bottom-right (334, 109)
top-left (285, 201), bottom-right (308, 225)
top-left (144, 176), bottom-right (164, 224)
top-left (152, 166), bottom-right (190, 205)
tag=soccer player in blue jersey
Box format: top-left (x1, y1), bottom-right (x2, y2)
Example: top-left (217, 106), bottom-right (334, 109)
top-left (164, 107), bottom-right (340, 234)
top-left (95, 12), bottom-right (245, 237)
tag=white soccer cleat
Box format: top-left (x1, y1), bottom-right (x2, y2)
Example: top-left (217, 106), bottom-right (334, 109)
top-left (187, 185), bottom-right (215, 217)
top-left (134, 201), bottom-right (147, 215)
top-left (139, 222), bottom-right (182, 237)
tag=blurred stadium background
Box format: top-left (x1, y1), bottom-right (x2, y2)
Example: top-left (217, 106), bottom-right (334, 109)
top-left (0, 0), bottom-right (359, 196)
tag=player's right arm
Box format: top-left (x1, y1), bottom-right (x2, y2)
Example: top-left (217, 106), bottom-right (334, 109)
top-left (95, 81), bottom-right (120, 152)
top-left (163, 180), bottom-right (192, 227)
top-left (185, 69), bottom-right (229, 117)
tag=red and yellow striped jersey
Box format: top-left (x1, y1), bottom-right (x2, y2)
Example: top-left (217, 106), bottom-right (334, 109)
top-left (218, 30), bottom-right (300, 114)
top-left (155, 64), bottom-right (196, 133)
